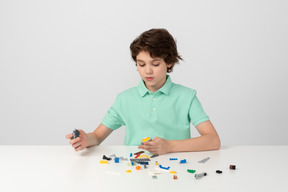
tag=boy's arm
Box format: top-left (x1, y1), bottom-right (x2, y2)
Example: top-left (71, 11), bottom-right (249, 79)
top-left (138, 120), bottom-right (221, 155)
top-left (169, 120), bottom-right (221, 152)
top-left (66, 123), bottom-right (113, 152)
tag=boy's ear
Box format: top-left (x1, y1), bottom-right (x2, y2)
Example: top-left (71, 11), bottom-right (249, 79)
top-left (167, 63), bottom-right (173, 68)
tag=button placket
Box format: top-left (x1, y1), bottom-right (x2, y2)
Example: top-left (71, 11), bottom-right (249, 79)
top-left (152, 93), bottom-right (156, 112)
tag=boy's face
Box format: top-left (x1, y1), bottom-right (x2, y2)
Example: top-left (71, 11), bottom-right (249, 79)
top-left (136, 51), bottom-right (172, 92)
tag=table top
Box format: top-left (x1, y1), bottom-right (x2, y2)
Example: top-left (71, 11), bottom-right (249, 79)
top-left (1, 145), bottom-right (288, 192)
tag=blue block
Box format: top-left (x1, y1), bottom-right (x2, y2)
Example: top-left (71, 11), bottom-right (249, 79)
top-left (180, 159), bottom-right (187, 164)
top-left (114, 157), bottom-right (119, 163)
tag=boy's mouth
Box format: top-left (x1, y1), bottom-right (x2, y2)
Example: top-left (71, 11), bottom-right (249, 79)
top-left (145, 77), bottom-right (154, 81)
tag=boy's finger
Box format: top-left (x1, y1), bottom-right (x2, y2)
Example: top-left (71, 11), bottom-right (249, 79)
top-left (144, 141), bottom-right (154, 146)
top-left (65, 134), bottom-right (73, 139)
top-left (69, 137), bottom-right (80, 144)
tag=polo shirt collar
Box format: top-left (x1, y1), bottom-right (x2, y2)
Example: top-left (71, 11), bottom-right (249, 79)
top-left (138, 75), bottom-right (172, 97)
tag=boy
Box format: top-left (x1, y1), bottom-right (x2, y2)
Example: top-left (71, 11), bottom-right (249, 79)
top-left (66, 28), bottom-right (220, 155)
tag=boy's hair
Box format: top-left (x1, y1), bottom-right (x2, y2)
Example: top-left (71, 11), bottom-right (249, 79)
top-left (130, 28), bottom-right (183, 73)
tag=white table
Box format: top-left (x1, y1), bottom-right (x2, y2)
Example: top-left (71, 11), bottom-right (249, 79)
top-left (1, 145), bottom-right (287, 192)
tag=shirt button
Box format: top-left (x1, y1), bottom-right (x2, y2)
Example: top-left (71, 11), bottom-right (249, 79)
top-left (153, 98), bottom-right (156, 101)
top-left (152, 108), bottom-right (156, 111)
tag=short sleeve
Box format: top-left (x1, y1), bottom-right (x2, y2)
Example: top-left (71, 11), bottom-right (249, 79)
top-left (189, 92), bottom-right (210, 127)
top-left (102, 95), bottom-right (125, 130)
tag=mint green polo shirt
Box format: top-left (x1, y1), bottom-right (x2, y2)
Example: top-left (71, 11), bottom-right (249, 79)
top-left (102, 75), bottom-right (210, 145)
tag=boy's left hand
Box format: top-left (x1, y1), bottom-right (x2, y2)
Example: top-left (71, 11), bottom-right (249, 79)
top-left (138, 137), bottom-right (171, 155)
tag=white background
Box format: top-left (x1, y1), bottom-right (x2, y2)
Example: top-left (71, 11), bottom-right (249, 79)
top-left (1, 0), bottom-right (287, 145)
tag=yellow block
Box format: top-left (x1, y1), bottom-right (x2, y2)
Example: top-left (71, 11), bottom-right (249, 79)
top-left (100, 160), bottom-right (109, 164)
top-left (169, 171), bottom-right (177, 174)
top-left (142, 137), bottom-right (151, 143)
top-left (138, 154), bottom-right (151, 158)
top-left (126, 170), bottom-right (132, 173)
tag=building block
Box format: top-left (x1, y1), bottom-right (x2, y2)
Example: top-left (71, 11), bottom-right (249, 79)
top-left (136, 166), bottom-right (141, 170)
top-left (119, 157), bottom-right (128, 161)
top-left (138, 154), bottom-right (150, 159)
top-left (114, 157), bottom-right (119, 163)
top-left (229, 165), bottom-right (236, 170)
top-left (130, 158), bottom-right (150, 163)
top-left (179, 159), bottom-right (187, 164)
top-left (72, 129), bottom-right (80, 139)
top-left (159, 165), bottom-right (170, 170)
top-left (170, 158), bottom-right (178, 160)
top-left (195, 172), bottom-right (207, 179)
top-left (198, 157), bottom-right (210, 163)
top-left (216, 170), bottom-right (222, 174)
top-left (109, 154), bottom-right (116, 158)
top-left (100, 160), bottom-right (109, 164)
top-left (103, 155), bottom-right (112, 161)
top-left (187, 169), bottom-right (196, 174)
top-left (152, 176), bottom-right (158, 179)
top-left (141, 137), bottom-right (152, 145)
top-left (134, 151), bottom-right (145, 155)
top-left (150, 154), bottom-right (159, 158)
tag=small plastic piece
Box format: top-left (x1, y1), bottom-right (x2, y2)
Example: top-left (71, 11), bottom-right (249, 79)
top-left (141, 137), bottom-right (152, 145)
top-left (195, 172), bottom-right (207, 179)
top-left (100, 160), bottom-right (109, 164)
top-left (72, 129), bottom-right (80, 139)
top-left (216, 170), bottom-right (222, 174)
top-left (152, 175), bottom-right (158, 179)
top-left (173, 175), bottom-right (178, 180)
top-left (150, 154), bottom-right (159, 158)
top-left (130, 158), bottom-right (150, 163)
top-left (135, 154), bottom-right (140, 158)
top-left (119, 157), bottom-right (128, 161)
top-left (159, 165), bottom-right (170, 170)
top-left (138, 154), bottom-right (150, 159)
top-left (229, 165), bottom-right (236, 170)
top-left (179, 159), bottom-right (187, 164)
top-left (128, 162), bottom-right (136, 166)
top-left (103, 155), bottom-right (112, 161)
top-left (136, 166), bottom-right (141, 170)
top-left (130, 153), bottom-right (133, 157)
top-left (187, 169), bottom-right (196, 174)
top-left (170, 158), bottom-right (178, 160)
top-left (198, 157), bottom-right (210, 163)
top-left (134, 151), bottom-right (145, 155)
top-left (169, 171), bottom-right (177, 174)
top-left (126, 170), bottom-right (132, 173)
top-left (155, 161), bottom-right (159, 165)
top-left (109, 154), bottom-right (116, 158)
top-left (114, 157), bottom-right (119, 163)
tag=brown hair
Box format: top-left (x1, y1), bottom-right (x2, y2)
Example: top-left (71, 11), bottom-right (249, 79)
top-left (130, 28), bottom-right (183, 73)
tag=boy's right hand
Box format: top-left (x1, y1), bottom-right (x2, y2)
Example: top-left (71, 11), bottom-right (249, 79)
top-left (65, 129), bottom-right (89, 152)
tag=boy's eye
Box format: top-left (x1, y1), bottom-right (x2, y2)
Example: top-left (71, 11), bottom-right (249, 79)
top-left (152, 63), bottom-right (160, 66)
top-left (138, 63), bottom-right (145, 67)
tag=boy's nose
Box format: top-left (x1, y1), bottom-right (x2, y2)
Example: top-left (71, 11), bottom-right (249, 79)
top-left (145, 66), bottom-right (153, 74)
